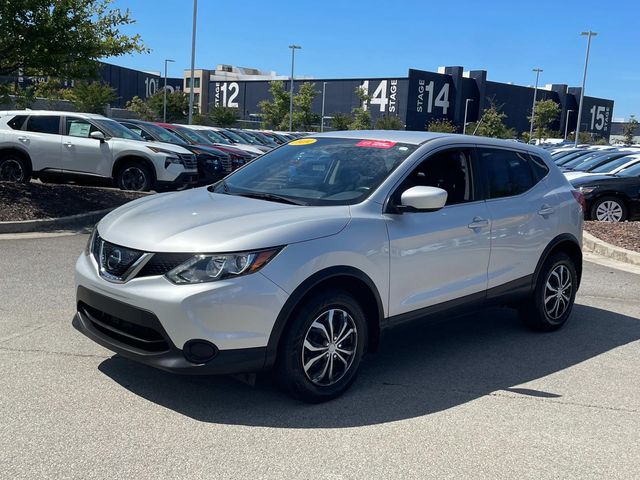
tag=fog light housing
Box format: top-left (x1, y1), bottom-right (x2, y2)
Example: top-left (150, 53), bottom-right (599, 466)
top-left (183, 339), bottom-right (218, 364)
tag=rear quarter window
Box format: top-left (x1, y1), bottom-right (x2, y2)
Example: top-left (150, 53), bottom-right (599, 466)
top-left (7, 115), bottom-right (27, 130)
top-left (529, 154), bottom-right (550, 181)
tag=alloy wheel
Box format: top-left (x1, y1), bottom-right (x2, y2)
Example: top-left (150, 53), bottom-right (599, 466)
top-left (120, 166), bottom-right (147, 191)
top-left (0, 159), bottom-right (24, 182)
top-left (595, 200), bottom-right (623, 222)
top-left (301, 308), bottom-right (358, 387)
top-left (544, 264), bottom-right (572, 321)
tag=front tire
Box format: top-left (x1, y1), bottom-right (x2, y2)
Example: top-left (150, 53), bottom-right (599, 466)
top-left (277, 290), bottom-right (367, 403)
top-left (0, 154), bottom-right (31, 183)
top-left (591, 196), bottom-right (627, 222)
top-left (518, 252), bottom-right (577, 331)
top-left (115, 162), bottom-right (152, 191)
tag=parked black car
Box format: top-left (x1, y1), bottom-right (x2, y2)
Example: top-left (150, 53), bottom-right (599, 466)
top-left (571, 163), bottom-right (640, 222)
top-left (116, 119), bottom-right (229, 185)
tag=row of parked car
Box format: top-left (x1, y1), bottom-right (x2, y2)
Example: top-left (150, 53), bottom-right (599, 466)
top-left (0, 109), bottom-right (307, 192)
top-left (540, 143), bottom-right (640, 222)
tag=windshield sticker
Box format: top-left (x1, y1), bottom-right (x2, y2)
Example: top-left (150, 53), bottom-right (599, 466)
top-left (289, 138), bottom-right (317, 146)
top-left (355, 140), bottom-right (397, 149)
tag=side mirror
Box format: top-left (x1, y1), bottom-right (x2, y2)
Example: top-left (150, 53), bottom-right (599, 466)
top-left (90, 131), bottom-right (105, 142)
top-left (399, 186), bottom-right (448, 212)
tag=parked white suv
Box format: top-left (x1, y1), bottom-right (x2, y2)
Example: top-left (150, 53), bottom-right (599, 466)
top-left (0, 111), bottom-right (198, 191)
top-left (73, 131), bottom-right (584, 402)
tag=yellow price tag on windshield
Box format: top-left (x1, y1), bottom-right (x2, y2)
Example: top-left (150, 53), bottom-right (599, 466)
top-left (289, 138), bottom-right (317, 146)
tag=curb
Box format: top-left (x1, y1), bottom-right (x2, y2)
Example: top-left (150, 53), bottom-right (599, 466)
top-left (583, 231), bottom-right (640, 266)
top-left (0, 208), bottom-right (114, 234)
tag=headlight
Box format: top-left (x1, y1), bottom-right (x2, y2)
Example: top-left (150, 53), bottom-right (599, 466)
top-left (579, 186), bottom-right (596, 194)
top-left (165, 247), bottom-right (282, 284)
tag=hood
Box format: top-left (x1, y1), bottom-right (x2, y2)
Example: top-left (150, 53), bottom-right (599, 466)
top-left (113, 138), bottom-right (192, 155)
top-left (97, 188), bottom-right (351, 253)
top-left (186, 144), bottom-right (230, 158)
top-left (570, 174), bottom-right (617, 186)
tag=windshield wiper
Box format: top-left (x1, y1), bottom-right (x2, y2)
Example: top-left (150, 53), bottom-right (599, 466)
top-left (234, 192), bottom-right (307, 206)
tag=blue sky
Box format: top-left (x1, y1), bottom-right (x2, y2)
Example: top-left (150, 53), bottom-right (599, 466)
top-left (106, 0), bottom-right (639, 120)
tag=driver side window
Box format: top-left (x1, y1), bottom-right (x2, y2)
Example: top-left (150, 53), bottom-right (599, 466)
top-left (65, 118), bottom-right (101, 138)
top-left (399, 148), bottom-right (474, 206)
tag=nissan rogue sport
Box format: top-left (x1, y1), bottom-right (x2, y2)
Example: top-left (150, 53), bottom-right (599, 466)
top-left (73, 131), bottom-right (584, 402)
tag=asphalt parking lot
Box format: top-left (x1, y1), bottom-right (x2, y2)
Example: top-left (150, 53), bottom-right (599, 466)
top-left (1, 233), bottom-right (639, 479)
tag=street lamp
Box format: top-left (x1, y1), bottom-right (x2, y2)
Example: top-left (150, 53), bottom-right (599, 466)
top-left (321, 81), bottom-right (327, 132)
top-left (529, 68), bottom-right (543, 142)
top-left (163, 59), bottom-right (175, 122)
top-left (463, 98), bottom-right (474, 135)
top-left (564, 109), bottom-right (573, 140)
top-left (288, 44), bottom-right (301, 132)
top-left (188, 0), bottom-right (198, 125)
top-left (575, 31), bottom-right (597, 146)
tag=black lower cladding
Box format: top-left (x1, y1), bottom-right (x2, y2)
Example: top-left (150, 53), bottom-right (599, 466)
top-left (156, 172), bottom-right (199, 189)
top-left (74, 286), bottom-right (267, 375)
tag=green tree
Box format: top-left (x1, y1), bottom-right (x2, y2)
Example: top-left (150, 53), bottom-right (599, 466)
top-left (63, 80), bottom-right (116, 114)
top-left (125, 90), bottom-right (188, 122)
top-left (125, 95), bottom-right (154, 120)
top-left (529, 99), bottom-right (561, 140)
top-left (0, 0), bottom-right (147, 80)
top-left (34, 79), bottom-right (65, 100)
top-left (622, 115), bottom-right (638, 145)
top-left (426, 118), bottom-right (458, 133)
top-left (5, 84), bottom-right (36, 109)
top-left (375, 115), bottom-right (404, 130)
top-left (330, 112), bottom-right (352, 131)
top-left (349, 87), bottom-right (372, 130)
top-left (259, 81), bottom-right (291, 129)
top-left (291, 82), bottom-right (320, 131)
top-left (209, 106), bottom-right (240, 127)
top-left (469, 102), bottom-right (515, 139)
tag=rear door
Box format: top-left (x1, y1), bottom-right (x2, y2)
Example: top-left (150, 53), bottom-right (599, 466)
top-left (61, 117), bottom-right (113, 176)
top-left (477, 147), bottom-right (556, 289)
top-left (21, 115), bottom-right (63, 172)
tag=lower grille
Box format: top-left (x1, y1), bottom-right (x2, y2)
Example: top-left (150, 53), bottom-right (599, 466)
top-left (79, 302), bottom-right (169, 353)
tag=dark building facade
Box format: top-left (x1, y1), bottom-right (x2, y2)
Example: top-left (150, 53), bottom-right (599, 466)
top-left (210, 67), bottom-right (614, 139)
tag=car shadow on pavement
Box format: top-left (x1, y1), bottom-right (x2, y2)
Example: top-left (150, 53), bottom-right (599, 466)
top-left (98, 303), bottom-right (640, 428)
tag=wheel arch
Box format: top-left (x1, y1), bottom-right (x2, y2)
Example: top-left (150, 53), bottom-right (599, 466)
top-left (533, 233), bottom-right (583, 291)
top-left (0, 147), bottom-right (33, 173)
top-left (265, 266), bottom-right (385, 369)
top-left (111, 155), bottom-right (157, 184)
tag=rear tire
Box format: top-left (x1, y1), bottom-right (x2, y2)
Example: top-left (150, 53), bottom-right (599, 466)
top-left (590, 196), bottom-right (627, 222)
top-left (518, 252), bottom-right (577, 332)
top-left (276, 289), bottom-right (367, 403)
top-left (0, 153), bottom-right (31, 183)
top-left (115, 162), bottom-right (152, 192)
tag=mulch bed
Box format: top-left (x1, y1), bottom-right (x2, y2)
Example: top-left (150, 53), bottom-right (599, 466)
top-left (0, 182), bottom-right (147, 222)
top-left (584, 221), bottom-right (640, 253)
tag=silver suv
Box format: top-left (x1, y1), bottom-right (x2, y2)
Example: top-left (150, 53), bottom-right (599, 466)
top-left (73, 131), bottom-right (584, 402)
top-left (0, 111), bottom-right (198, 191)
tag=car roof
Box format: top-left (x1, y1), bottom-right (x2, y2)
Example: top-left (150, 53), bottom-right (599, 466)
top-left (0, 110), bottom-right (106, 119)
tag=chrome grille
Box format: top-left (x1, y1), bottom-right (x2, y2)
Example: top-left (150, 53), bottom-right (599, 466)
top-left (92, 236), bottom-right (149, 282)
top-left (178, 153), bottom-right (197, 170)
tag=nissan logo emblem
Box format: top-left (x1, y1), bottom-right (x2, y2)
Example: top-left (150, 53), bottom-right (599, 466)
top-left (106, 249), bottom-right (122, 270)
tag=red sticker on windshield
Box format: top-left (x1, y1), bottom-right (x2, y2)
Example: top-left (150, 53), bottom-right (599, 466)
top-left (355, 140), bottom-right (397, 149)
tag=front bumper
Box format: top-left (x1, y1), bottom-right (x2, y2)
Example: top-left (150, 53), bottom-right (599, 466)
top-left (74, 251), bottom-right (289, 374)
top-left (156, 171), bottom-right (199, 189)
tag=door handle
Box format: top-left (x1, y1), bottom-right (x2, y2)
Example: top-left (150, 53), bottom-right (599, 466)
top-left (17, 137), bottom-right (28, 143)
top-left (538, 205), bottom-right (555, 217)
top-left (468, 217), bottom-right (489, 229)
top-left (64, 142), bottom-right (73, 148)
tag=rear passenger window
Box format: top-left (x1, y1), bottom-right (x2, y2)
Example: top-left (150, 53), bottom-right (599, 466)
top-left (529, 155), bottom-right (550, 181)
top-left (479, 148), bottom-right (536, 199)
top-left (26, 115), bottom-right (60, 134)
top-left (7, 115), bottom-right (27, 130)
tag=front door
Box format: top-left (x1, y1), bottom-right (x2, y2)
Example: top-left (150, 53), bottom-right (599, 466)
top-left (385, 147), bottom-right (491, 317)
top-left (61, 117), bottom-right (113, 177)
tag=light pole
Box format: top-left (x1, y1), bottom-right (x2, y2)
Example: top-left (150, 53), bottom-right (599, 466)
top-left (564, 109), bottom-right (573, 140)
top-left (320, 81), bottom-right (327, 132)
top-left (288, 44), bottom-right (301, 132)
top-left (188, 0), bottom-right (198, 125)
top-left (463, 98), bottom-right (473, 134)
top-left (575, 31), bottom-right (597, 146)
top-left (529, 68), bottom-right (543, 142)
top-left (163, 59), bottom-right (175, 122)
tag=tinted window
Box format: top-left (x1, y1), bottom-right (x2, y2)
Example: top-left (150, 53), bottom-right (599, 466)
top-left (65, 118), bottom-right (101, 138)
top-left (7, 115), bottom-right (27, 130)
top-left (529, 155), bottom-right (550, 181)
top-left (399, 149), bottom-right (474, 206)
top-left (26, 115), bottom-right (60, 134)
top-left (480, 149), bottom-right (536, 199)
top-left (121, 123), bottom-right (153, 141)
top-left (617, 162), bottom-right (640, 177)
top-left (591, 156), bottom-right (637, 173)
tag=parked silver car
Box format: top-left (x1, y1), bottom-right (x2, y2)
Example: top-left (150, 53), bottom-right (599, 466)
top-left (73, 131), bottom-right (584, 402)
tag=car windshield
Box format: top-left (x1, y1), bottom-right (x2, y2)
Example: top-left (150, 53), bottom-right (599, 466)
top-left (232, 130), bottom-right (261, 144)
top-left (616, 162), bottom-right (640, 177)
top-left (220, 129), bottom-right (246, 143)
top-left (590, 156), bottom-right (636, 173)
top-left (142, 123), bottom-right (189, 145)
top-left (94, 119), bottom-right (145, 141)
top-left (570, 153), bottom-right (621, 171)
top-left (211, 137), bottom-right (418, 206)
top-left (196, 129), bottom-right (231, 144)
top-left (174, 126), bottom-right (212, 144)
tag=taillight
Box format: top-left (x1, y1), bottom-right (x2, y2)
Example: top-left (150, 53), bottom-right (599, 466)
top-left (572, 190), bottom-right (586, 212)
